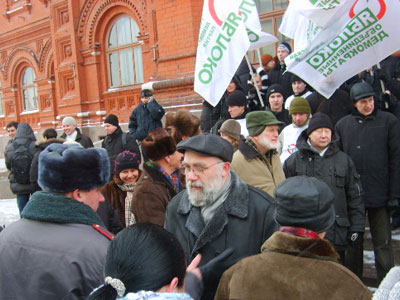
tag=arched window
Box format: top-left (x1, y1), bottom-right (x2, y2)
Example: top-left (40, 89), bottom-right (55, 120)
top-left (107, 16), bottom-right (144, 88)
top-left (0, 81), bottom-right (3, 115)
top-left (22, 67), bottom-right (38, 111)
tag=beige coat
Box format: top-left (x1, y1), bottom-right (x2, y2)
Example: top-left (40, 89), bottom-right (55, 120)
top-left (215, 231), bottom-right (372, 300)
top-left (231, 139), bottom-right (285, 197)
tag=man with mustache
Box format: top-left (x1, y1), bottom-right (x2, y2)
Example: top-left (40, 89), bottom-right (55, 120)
top-left (231, 111), bottom-right (286, 197)
top-left (165, 134), bottom-right (277, 300)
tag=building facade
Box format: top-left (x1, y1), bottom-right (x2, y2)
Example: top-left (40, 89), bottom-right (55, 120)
top-left (0, 0), bottom-right (288, 135)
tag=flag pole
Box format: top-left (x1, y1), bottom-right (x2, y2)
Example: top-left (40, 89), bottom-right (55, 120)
top-left (245, 53), bottom-right (265, 107)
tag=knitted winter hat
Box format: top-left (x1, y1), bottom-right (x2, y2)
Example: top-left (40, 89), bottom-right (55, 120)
top-left (306, 112), bottom-right (333, 135)
top-left (219, 119), bottom-right (241, 142)
top-left (266, 84), bottom-right (284, 101)
top-left (141, 128), bottom-right (177, 161)
top-left (291, 74), bottom-right (305, 84)
top-left (62, 116), bottom-right (77, 126)
top-left (104, 114), bottom-right (119, 127)
top-left (227, 90), bottom-right (248, 107)
top-left (114, 150), bottom-right (141, 174)
top-left (38, 143), bottom-right (110, 193)
top-left (246, 111), bottom-right (284, 137)
top-left (289, 97), bottom-right (311, 115)
top-left (278, 42), bottom-right (292, 54)
top-left (274, 176), bottom-right (335, 233)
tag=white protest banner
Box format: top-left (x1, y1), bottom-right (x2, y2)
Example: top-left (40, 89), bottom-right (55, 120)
top-left (284, 0), bottom-right (400, 98)
top-left (239, 0), bottom-right (278, 50)
top-left (194, 0), bottom-right (250, 106)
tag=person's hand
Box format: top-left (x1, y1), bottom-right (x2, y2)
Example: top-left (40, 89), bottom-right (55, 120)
top-left (347, 232), bottom-right (362, 245)
top-left (187, 253), bottom-right (202, 281)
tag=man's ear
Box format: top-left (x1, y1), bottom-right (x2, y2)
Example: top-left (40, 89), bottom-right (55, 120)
top-left (168, 277), bottom-right (179, 293)
top-left (222, 162), bottom-right (231, 177)
top-left (70, 189), bottom-right (81, 201)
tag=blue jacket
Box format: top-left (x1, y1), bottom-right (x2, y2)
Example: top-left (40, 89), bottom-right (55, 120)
top-left (129, 99), bottom-right (165, 141)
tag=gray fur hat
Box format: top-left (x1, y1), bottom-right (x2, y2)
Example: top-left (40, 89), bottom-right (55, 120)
top-left (38, 143), bottom-right (110, 193)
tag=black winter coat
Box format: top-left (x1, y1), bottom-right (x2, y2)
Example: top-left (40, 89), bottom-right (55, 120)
top-left (60, 128), bottom-right (94, 148)
top-left (283, 131), bottom-right (365, 249)
top-left (268, 64), bottom-right (293, 99)
top-left (101, 126), bottom-right (140, 176)
top-left (165, 171), bottom-right (278, 300)
top-left (335, 109), bottom-right (400, 208)
top-left (128, 99), bottom-right (165, 141)
top-left (30, 138), bottom-right (65, 192)
top-left (5, 123), bottom-right (36, 195)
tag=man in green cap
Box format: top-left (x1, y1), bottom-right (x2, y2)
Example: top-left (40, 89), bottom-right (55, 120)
top-left (231, 111), bottom-right (286, 197)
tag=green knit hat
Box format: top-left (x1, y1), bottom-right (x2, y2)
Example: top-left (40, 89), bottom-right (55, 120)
top-left (246, 111), bottom-right (284, 137)
top-left (289, 97), bottom-right (311, 115)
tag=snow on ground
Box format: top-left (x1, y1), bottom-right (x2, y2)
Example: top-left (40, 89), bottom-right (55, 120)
top-left (0, 198), bottom-right (19, 227)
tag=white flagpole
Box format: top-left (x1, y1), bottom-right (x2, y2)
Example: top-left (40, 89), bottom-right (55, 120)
top-left (245, 53), bottom-right (265, 107)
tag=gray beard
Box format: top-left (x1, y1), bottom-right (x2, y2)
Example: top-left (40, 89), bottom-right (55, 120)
top-left (187, 172), bottom-right (223, 207)
top-left (258, 135), bottom-right (279, 150)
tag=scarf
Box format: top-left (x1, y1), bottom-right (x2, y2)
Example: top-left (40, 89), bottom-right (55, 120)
top-left (117, 183), bottom-right (137, 226)
top-left (21, 191), bottom-right (105, 226)
top-left (280, 226), bottom-right (320, 239)
top-left (146, 161), bottom-right (182, 193)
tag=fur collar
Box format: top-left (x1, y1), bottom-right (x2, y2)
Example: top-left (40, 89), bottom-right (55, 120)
top-left (35, 138), bottom-right (65, 149)
top-left (21, 191), bottom-right (105, 226)
top-left (262, 232), bottom-right (340, 261)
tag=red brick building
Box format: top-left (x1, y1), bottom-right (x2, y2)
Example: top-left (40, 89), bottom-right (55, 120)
top-left (0, 0), bottom-right (288, 135)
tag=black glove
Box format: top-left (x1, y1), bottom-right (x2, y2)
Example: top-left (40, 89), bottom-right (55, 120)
top-left (347, 232), bottom-right (362, 245)
top-left (375, 68), bottom-right (389, 83)
top-left (199, 248), bottom-right (235, 289)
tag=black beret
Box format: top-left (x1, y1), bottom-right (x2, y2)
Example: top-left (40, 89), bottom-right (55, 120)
top-left (177, 133), bottom-right (233, 162)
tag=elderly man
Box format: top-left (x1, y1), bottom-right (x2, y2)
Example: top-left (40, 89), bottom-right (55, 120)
top-left (215, 176), bottom-right (372, 300)
top-left (165, 134), bottom-right (277, 300)
top-left (283, 113), bottom-right (365, 272)
top-left (231, 111), bottom-right (286, 197)
top-left (278, 97), bottom-right (311, 163)
top-left (60, 116), bottom-right (94, 148)
top-left (0, 144), bottom-right (111, 299)
top-left (335, 81), bottom-right (400, 282)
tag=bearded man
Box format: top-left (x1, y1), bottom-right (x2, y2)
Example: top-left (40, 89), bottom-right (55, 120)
top-left (165, 134), bottom-right (277, 300)
top-left (231, 111), bottom-right (286, 197)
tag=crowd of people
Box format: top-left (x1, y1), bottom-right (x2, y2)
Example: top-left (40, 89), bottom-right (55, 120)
top-left (0, 45), bottom-right (400, 299)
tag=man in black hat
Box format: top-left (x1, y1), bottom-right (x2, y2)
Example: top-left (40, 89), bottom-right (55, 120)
top-left (102, 114), bottom-right (140, 177)
top-left (283, 112), bottom-right (365, 273)
top-left (284, 74), bottom-right (312, 110)
top-left (335, 81), bottom-right (400, 282)
top-left (128, 89), bottom-right (165, 142)
top-left (165, 134), bottom-right (277, 300)
top-left (215, 176), bottom-right (372, 300)
top-left (0, 144), bottom-right (112, 299)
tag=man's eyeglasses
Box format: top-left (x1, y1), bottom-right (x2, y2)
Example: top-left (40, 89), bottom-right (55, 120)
top-left (181, 161), bottom-right (224, 175)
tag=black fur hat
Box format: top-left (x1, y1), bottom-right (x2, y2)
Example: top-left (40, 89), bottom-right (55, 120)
top-left (38, 143), bottom-right (110, 193)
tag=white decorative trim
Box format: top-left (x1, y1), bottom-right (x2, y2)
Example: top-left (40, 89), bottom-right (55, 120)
top-left (96, 110), bottom-right (107, 116)
top-left (77, 111), bottom-right (90, 117)
top-left (20, 109), bottom-right (40, 115)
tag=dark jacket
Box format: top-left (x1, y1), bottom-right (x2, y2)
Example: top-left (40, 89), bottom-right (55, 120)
top-left (283, 131), bottom-right (365, 249)
top-left (307, 89), bottom-right (353, 126)
top-left (30, 138), bottom-right (65, 192)
top-left (335, 109), bottom-right (400, 208)
top-left (268, 64), bottom-right (293, 99)
top-left (60, 128), bottom-right (94, 148)
top-left (133, 163), bottom-right (178, 226)
top-left (96, 200), bottom-right (124, 234)
top-left (101, 126), bottom-right (140, 176)
top-left (215, 232), bottom-right (372, 300)
top-left (5, 123), bottom-right (36, 195)
top-left (0, 191), bottom-right (111, 300)
top-left (271, 108), bottom-right (291, 130)
top-left (128, 99), bottom-right (165, 141)
top-left (165, 171), bottom-right (278, 300)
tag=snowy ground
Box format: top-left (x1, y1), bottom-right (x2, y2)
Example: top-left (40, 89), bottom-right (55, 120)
top-left (0, 198), bottom-right (19, 227)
